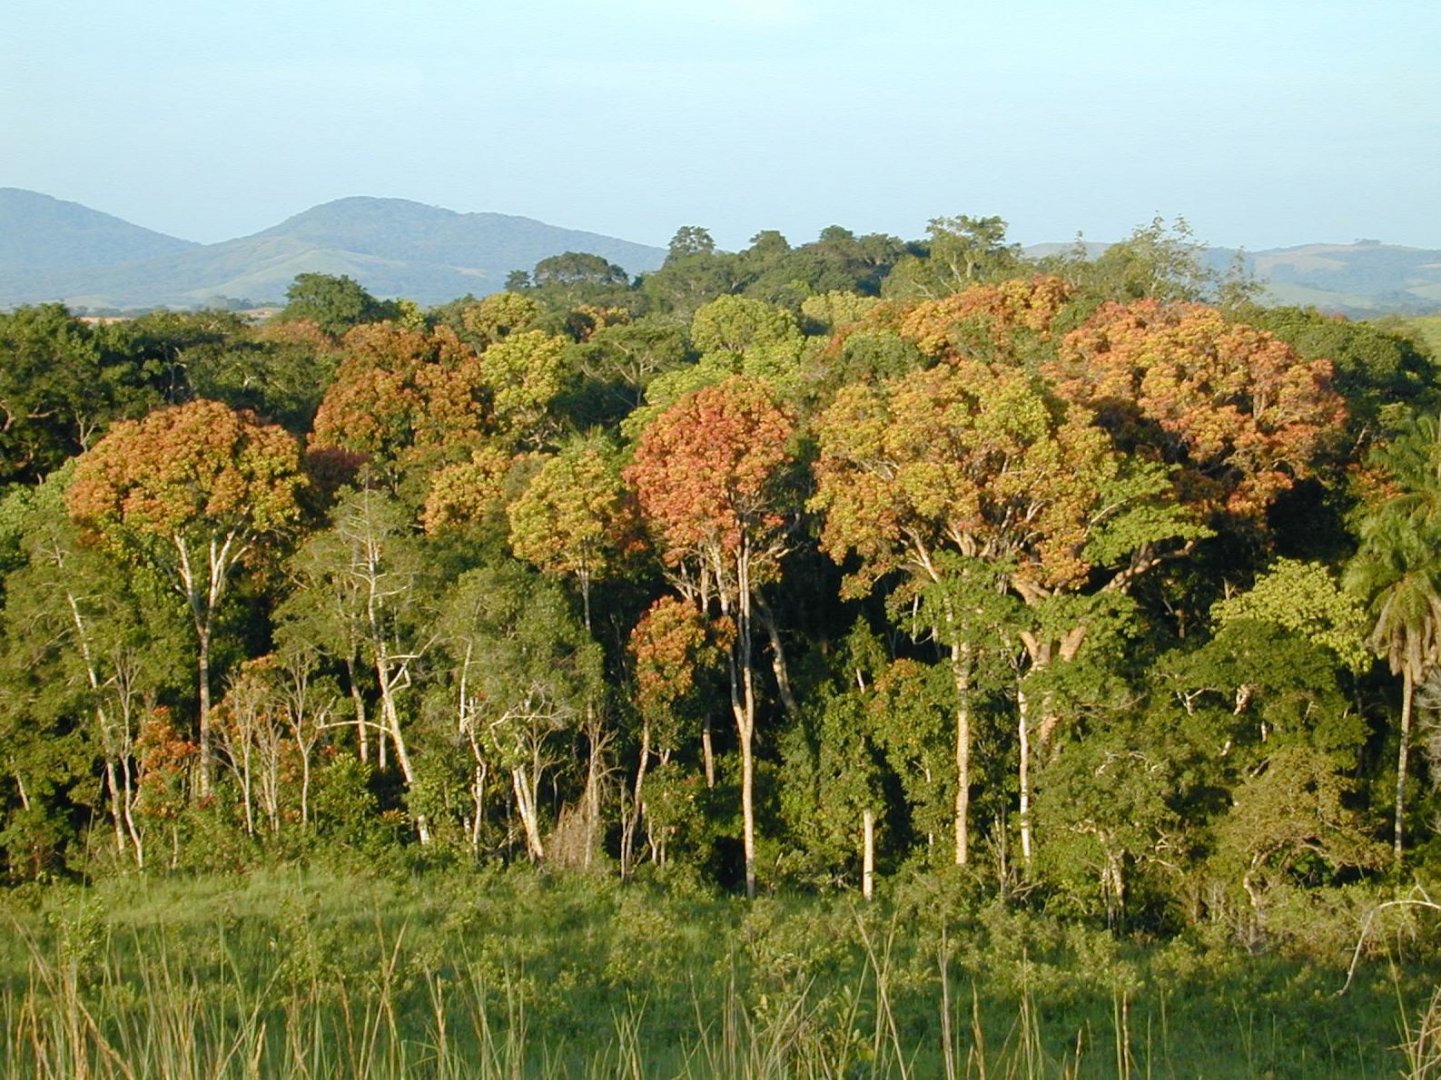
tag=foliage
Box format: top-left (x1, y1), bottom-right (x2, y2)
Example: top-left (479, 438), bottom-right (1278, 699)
top-left (1, 233), bottom-right (1438, 973)
top-left (275, 272), bottom-right (399, 337)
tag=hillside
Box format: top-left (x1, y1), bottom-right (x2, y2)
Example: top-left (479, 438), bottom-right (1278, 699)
top-left (0, 194), bottom-right (666, 311)
top-left (1247, 242), bottom-right (1441, 315)
top-left (0, 188), bottom-right (196, 274)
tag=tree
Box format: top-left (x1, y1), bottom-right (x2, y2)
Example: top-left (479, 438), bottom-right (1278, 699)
top-left (625, 376), bottom-right (797, 897)
top-left (1050, 300), bottom-right (1347, 526)
top-left (458, 291), bottom-right (545, 348)
top-left (420, 445), bottom-right (513, 538)
top-left (437, 564), bottom-right (601, 862)
top-left (532, 252), bottom-right (631, 290)
top-left (898, 276), bottom-right (1073, 366)
top-left (812, 359), bottom-right (1203, 865)
top-left (690, 295), bottom-right (800, 358)
top-left (1243, 305), bottom-right (1440, 452)
top-left (882, 215), bottom-right (1022, 298)
top-left (282, 486), bottom-right (434, 841)
top-left (309, 322), bottom-right (491, 488)
top-left (0, 472), bottom-right (187, 869)
top-left (508, 436), bottom-right (638, 630)
top-left (67, 400), bottom-right (306, 794)
top-left (625, 596), bottom-right (727, 874)
top-left (1346, 415), bottom-right (1441, 860)
top-left (666, 226), bottom-right (716, 264)
top-left (476, 329), bottom-right (569, 449)
top-left (1046, 216), bottom-right (1246, 307)
top-left (276, 273), bottom-right (397, 338)
top-left (0, 305), bottom-right (170, 484)
top-left (571, 316), bottom-right (689, 415)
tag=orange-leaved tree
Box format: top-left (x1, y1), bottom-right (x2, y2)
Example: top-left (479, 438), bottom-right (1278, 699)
top-left (625, 375), bottom-right (797, 898)
top-left (67, 399), bottom-right (306, 795)
top-left (624, 595), bottom-right (728, 875)
top-left (1048, 300), bottom-right (1346, 525)
top-left (309, 322), bottom-right (491, 486)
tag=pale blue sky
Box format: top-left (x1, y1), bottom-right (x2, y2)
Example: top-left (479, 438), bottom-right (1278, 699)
top-left (4, 0), bottom-right (1437, 251)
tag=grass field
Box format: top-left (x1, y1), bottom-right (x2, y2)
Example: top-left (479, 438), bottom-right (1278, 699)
top-left (0, 864), bottom-right (1434, 1078)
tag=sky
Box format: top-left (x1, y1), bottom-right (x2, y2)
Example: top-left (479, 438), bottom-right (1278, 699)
top-left (3, 0), bottom-right (1438, 252)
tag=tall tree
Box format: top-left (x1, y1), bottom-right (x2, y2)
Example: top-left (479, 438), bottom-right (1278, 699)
top-left (309, 322), bottom-right (491, 488)
top-left (437, 564), bottom-right (601, 862)
top-left (276, 273), bottom-right (398, 338)
top-left (625, 376), bottom-right (797, 897)
top-left (282, 486), bottom-right (434, 841)
top-left (67, 400), bottom-right (306, 794)
top-left (812, 359), bottom-right (1202, 864)
top-left (1049, 300), bottom-right (1346, 526)
top-left (1346, 415), bottom-right (1441, 860)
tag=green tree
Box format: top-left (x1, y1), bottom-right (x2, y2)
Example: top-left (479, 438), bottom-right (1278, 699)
top-left (0, 305), bottom-right (173, 484)
top-left (276, 273), bottom-right (397, 338)
top-left (0, 472), bottom-right (187, 870)
top-left (1346, 415), bottom-right (1441, 860)
top-left (281, 487), bottom-right (434, 841)
top-left (508, 436), bottom-right (637, 630)
top-left (666, 226), bottom-right (716, 263)
top-left (436, 563), bottom-right (602, 862)
top-left (883, 215), bottom-right (1022, 298)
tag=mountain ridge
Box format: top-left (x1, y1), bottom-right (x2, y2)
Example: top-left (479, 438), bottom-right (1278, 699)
top-left (0, 192), bottom-right (667, 311)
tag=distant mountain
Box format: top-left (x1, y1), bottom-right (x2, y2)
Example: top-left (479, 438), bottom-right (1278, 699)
top-left (0, 188), bottom-right (197, 274)
top-left (0, 194), bottom-right (666, 311)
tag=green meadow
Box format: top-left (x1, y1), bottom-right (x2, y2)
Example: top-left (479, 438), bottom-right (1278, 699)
top-left (1, 863), bottom-right (1434, 1079)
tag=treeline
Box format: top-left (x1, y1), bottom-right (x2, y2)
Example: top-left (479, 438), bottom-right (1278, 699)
top-left (1, 216), bottom-right (1438, 945)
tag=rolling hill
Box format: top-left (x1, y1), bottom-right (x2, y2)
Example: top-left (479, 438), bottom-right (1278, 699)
top-left (0, 194), bottom-right (667, 311)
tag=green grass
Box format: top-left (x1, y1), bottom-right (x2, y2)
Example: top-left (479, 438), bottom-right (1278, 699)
top-left (0, 864), bottom-right (1430, 1077)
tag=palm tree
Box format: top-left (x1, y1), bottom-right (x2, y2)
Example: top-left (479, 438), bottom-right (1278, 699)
top-left (1346, 415), bottom-right (1441, 862)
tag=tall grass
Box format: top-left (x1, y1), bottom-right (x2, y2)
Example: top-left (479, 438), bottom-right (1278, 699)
top-left (0, 865), bottom-right (1425, 1077)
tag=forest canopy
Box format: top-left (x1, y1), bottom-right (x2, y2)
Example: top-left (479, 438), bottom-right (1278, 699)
top-left (0, 214), bottom-right (1438, 950)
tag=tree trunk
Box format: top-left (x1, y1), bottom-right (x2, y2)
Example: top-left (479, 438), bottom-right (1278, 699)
top-left (376, 651), bottom-right (429, 844)
top-left (1397, 666), bottom-right (1414, 861)
top-left (513, 765), bottom-right (545, 861)
top-left (622, 715), bottom-right (652, 878)
top-left (733, 552), bottom-right (759, 900)
top-left (1018, 682), bottom-right (1033, 867)
top-left (950, 640), bottom-right (972, 867)
top-left (701, 715), bottom-right (716, 789)
top-left (756, 597), bottom-right (798, 718)
top-left (344, 656), bottom-right (369, 763)
top-left (196, 622), bottom-right (213, 798)
top-left (863, 808), bottom-right (875, 901)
